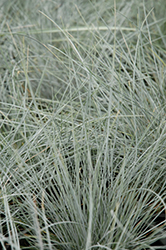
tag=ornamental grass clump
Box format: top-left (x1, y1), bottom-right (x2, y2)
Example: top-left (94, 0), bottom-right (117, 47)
top-left (0, 0), bottom-right (166, 249)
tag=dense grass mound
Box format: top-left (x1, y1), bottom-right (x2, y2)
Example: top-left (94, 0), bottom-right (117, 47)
top-left (0, 0), bottom-right (166, 249)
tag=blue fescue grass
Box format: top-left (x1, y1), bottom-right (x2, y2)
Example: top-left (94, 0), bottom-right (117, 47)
top-left (0, 0), bottom-right (166, 249)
